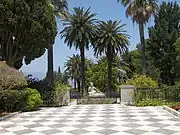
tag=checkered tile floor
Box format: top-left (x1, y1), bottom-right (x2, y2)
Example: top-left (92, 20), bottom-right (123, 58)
top-left (0, 104), bottom-right (180, 135)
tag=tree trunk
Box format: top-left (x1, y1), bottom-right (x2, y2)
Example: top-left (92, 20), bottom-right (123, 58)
top-left (139, 23), bottom-right (146, 75)
top-left (7, 47), bottom-right (13, 67)
top-left (47, 44), bottom-right (54, 85)
top-left (47, 45), bottom-right (54, 106)
top-left (74, 79), bottom-right (77, 91)
top-left (7, 36), bottom-right (14, 67)
top-left (77, 79), bottom-right (81, 93)
top-left (14, 0), bottom-right (16, 13)
top-left (80, 46), bottom-right (86, 96)
top-left (6, 0), bottom-right (16, 67)
top-left (107, 51), bottom-right (113, 98)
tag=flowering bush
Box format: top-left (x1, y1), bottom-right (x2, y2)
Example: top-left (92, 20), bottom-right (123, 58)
top-left (23, 88), bottom-right (42, 111)
top-left (126, 75), bottom-right (158, 88)
top-left (0, 62), bottom-right (27, 90)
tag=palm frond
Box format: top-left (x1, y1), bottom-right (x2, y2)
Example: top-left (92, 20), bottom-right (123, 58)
top-left (50, 0), bottom-right (68, 18)
top-left (60, 7), bottom-right (97, 50)
top-left (93, 20), bottom-right (129, 58)
top-left (118, 0), bottom-right (158, 24)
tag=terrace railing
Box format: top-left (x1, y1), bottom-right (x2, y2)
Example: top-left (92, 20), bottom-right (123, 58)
top-left (135, 87), bottom-right (180, 102)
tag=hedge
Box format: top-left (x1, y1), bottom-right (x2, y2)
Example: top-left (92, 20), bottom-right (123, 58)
top-left (0, 88), bottom-right (42, 112)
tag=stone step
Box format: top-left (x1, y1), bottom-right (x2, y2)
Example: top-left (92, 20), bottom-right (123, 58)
top-left (77, 98), bottom-right (118, 104)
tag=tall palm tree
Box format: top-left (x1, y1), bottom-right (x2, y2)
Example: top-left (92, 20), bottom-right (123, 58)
top-left (64, 54), bottom-right (81, 92)
top-left (118, 0), bottom-right (158, 74)
top-left (93, 20), bottom-right (129, 97)
top-left (47, 0), bottom-right (68, 85)
top-left (61, 7), bottom-right (97, 96)
top-left (49, 0), bottom-right (68, 18)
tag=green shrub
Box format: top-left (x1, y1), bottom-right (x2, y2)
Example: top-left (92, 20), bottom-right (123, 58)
top-left (175, 81), bottom-right (180, 87)
top-left (54, 82), bottom-right (70, 93)
top-left (0, 62), bottom-right (27, 90)
top-left (26, 75), bottom-right (53, 106)
top-left (160, 86), bottom-right (180, 102)
top-left (134, 86), bottom-right (180, 106)
top-left (53, 82), bottom-right (70, 106)
top-left (126, 75), bottom-right (158, 88)
top-left (0, 90), bottom-right (26, 112)
top-left (175, 82), bottom-right (180, 99)
top-left (135, 98), bottom-right (166, 107)
top-left (0, 88), bottom-right (42, 112)
top-left (24, 88), bottom-right (42, 111)
top-left (27, 75), bottom-right (70, 106)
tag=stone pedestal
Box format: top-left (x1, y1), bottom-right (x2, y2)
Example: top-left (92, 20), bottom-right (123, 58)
top-left (55, 90), bottom-right (70, 106)
top-left (120, 85), bottom-right (135, 105)
top-left (88, 93), bottom-right (105, 98)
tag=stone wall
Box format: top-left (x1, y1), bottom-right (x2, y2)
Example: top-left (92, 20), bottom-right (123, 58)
top-left (55, 90), bottom-right (70, 106)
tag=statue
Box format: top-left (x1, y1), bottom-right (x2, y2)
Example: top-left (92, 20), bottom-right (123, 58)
top-left (88, 82), bottom-right (105, 97)
top-left (117, 68), bottom-right (128, 83)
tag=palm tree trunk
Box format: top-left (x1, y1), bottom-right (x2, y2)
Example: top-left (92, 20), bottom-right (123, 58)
top-left (107, 52), bottom-right (113, 98)
top-left (139, 23), bottom-right (146, 75)
top-left (77, 79), bottom-right (81, 93)
top-left (74, 79), bottom-right (77, 90)
top-left (47, 44), bottom-right (54, 85)
top-left (80, 46), bottom-right (86, 96)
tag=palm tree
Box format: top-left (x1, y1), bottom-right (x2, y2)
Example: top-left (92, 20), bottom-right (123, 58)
top-left (64, 54), bottom-right (93, 93)
top-left (49, 0), bottom-right (68, 18)
top-left (47, 0), bottom-right (68, 85)
top-left (61, 7), bottom-right (97, 96)
top-left (64, 54), bottom-right (81, 92)
top-left (93, 20), bottom-right (129, 97)
top-left (118, 0), bottom-right (158, 74)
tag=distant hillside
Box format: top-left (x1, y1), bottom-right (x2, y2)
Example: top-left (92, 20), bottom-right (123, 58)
top-left (23, 72), bottom-right (45, 80)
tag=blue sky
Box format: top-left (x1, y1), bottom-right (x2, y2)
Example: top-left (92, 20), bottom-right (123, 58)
top-left (21, 0), bottom-right (178, 79)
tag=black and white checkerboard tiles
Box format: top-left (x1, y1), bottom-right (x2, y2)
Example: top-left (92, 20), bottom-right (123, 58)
top-left (0, 104), bottom-right (180, 135)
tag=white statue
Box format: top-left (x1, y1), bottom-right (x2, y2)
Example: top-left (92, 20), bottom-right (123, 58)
top-left (88, 82), bottom-right (105, 97)
top-left (116, 68), bottom-right (128, 83)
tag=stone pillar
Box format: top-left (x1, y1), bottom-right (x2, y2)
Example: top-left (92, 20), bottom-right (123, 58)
top-left (120, 85), bottom-right (135, 105)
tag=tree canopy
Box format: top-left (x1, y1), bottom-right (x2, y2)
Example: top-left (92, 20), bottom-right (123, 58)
top-left (86, 56), bottom-right (129, 92)
top-left (0, 0), bottom-right (57, 69)
top-left (147, 2), bottom-right (180, 85)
